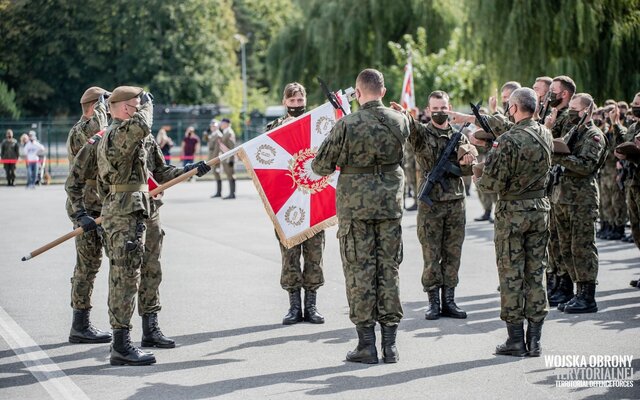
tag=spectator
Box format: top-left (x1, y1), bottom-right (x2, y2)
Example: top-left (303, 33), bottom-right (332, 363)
top-left (156, 128), bottom-right (174, 165)
top-left (1, 129), bottom-right (20, 186)
top-left (23, 131), bottom-right (44, 189)
top-left (181, 126), bottom-right (200, 168)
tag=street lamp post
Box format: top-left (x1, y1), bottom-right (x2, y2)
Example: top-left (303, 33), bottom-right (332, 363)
top-left (234, 34), bottom-right (248, 142)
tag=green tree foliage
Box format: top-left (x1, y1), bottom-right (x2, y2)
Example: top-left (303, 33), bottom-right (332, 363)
top-left (463, 0), bottom-right (640, 102)
top-left (267, 0), bottom-right (461, 104)
top-left (385, 28), bottom-right (489, 108)
top-left (0, 0), bottom-right (238, 116)
top-left (0, 81), bottom-right (20, 119)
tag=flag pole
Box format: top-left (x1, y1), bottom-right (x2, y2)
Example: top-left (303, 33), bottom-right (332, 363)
top-left (21, 155), bottom-right (226, 261)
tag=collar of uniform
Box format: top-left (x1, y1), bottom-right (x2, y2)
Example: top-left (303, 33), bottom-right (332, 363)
top-left (427, 121), bottom-right (453, 138)
top-left (360, 100), bottom-right (384, 110)
top-left (514, 117), bottom-right (536, 127)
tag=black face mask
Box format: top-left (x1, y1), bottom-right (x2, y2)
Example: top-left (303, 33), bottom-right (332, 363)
top-left (431, 111), bottom-right (449, 125)
top-left (632, 106), bottom-right (640, 118)
top-left (507, 105), bottom-right (516, 123)
top-left (568, 110), bottom-right (582, 125)
top-left (287, 106), bottom-right (306, 118)
top-left (549, 92), bottom-right (563, 108)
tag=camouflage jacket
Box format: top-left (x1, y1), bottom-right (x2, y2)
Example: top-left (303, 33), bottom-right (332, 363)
top-left (66, 102), bottom-right (108, 163)
top-left (65, 132), bottom-right (104, 217)
top-left (550, 121), bottom-right (607, 206)
top-left (621, 121), bottom-right (640, 187)
top-left (601, 123), bottom-right (627, 177)
top-left (311, 99), bottom-right (410, 220)
top-left (477, 118), bottom-right (552, 212)
top-left (408, 118), bottom-right (473, 202)
top-left (97, 102), bottom-right (154, 217)
top-left (550, 107), bottom-right (574, 139)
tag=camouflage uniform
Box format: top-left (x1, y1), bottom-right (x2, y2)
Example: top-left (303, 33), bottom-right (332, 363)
top-left (403, 142), bottom-right (417, 199)
top-left (476, 118), bottom-right (552, 323)
top-left (599, 123), bottom-right (628, 232)
top-left (622, 122), bottom-right (640, 248)
top-left (267, 116), bottom-right (325, 292)
top-left (1, 137), bottom-right (20, 186)
top-left (65, 102), bottom-right (108, 310)
top-left (97, 102), bottom-right (154, 329)
top-left (550, 121), bottom-right (606, 284)
top-left (408, 119), bottom-right (474, 291)
top-left (209, 127), bottom-right (236, 181)
top-left (312, 99), bottom-right (409, 328)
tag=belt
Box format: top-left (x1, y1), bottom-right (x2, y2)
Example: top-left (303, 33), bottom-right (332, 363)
top-left (499, 189), bottom-right (546, 201)
top-left (109, 184), bottom-right (149, 193)
top-left (85, 179), bottom-right (97, 187)
top-left (340, 164), bottom-right (399, 174)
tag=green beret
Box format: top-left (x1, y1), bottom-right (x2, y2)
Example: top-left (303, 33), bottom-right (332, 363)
top-left (80, 86), bottom-right (107, 104)
top-left (109, 86), bottom-right (144, 104)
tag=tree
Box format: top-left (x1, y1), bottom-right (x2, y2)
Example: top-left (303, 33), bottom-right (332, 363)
top-left (0, 81), bottom-right (20, 118)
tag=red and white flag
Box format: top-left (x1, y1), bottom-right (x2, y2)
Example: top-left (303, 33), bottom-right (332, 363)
top-left (236, 91), bottom-right (352, 248)
top-left (400, 60), bottom-right (415, 111)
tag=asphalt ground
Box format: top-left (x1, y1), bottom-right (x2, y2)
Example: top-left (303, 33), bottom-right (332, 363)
top-left (0, 181), bottom-right (638, 400)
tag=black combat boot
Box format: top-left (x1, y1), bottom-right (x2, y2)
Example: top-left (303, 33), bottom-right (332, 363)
top-left (441, 287), bottom-right (467, 319)
top-left (282, 289), bottom-right (303, 325)
top-left (546, 272), bottom-right (558, 299)
top-left (557, 282), bottom-right (581, 312)
top-left (630, 279), bottom-right (638, 287)
top-left (211, 180), bottom-right (222, 198)
top-left (526, 320), bottom-right (543, 357)
top-left (303, 290), bottom-right (325, 324)
top-left (607, 225), bottom-right (624, 240)
top-left (495, 322), bottom-right (527, 357)
top-left (110, 329), bottom-right (156, 366)
top-left (141, 313), bottom-right (175, 348)
top-left (602, 222), bottom-right (615, 239)
top-left (548, 274), bottom-right (573, 306)
top-left (596, 221), bottom-right (607, 239)
top-left (424, 289), bottom-right (440, 320)
top-left (564, 282), bottom-right (598, 314)
top-left (381, 324), bottom-right (399, 363)
top-left (69, 309), bottom-right (112, 344)
top-left (474, 210), bottom-right (491, 222)
top-left (223, 179), bottom-right (236, 199)
top-left (346, 326), bottom-right (378, 364)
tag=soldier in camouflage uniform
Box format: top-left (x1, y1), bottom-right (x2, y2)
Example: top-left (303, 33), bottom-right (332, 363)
top-left (64, 86), bottom-right (111, 344)
top-left (403, 142), bottom-right (418, 211)
top-left (476, 88), bottom-right (552, 357)
top-left (203, 119), bottom-right (222, 197)
top-left (95, 86), bottom-right (209, 366)
top-left (266, 82), bottom-right (325, 325)
top-left (209, 118), bottom-right (237, 199)
top-left (405, 90), bottom-right (476, 321)
top-left (312, 69), bottom-right (409, 364)
top-left (550, 93), bottom-right (606, 314)
top-left (543, 76), bottom-right (578, 305)
top-left (1, 129), bottom-right (20, 186)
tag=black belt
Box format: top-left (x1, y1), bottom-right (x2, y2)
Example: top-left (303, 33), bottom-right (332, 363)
top-left (499, 189), bottom-right (546, 201)
top-left (340, 164), bottom-right (399, 174)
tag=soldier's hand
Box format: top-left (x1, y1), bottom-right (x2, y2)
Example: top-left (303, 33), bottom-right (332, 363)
top-left (389, 102), bottom-right (404, 112)
top-left (446, 111), bottom-right (474, 125)
top-left (141, 92), bottom-right (154, 105)
top-left (97, 92), bottom-right (110, 106)
top-left (184, 161), bottom-right (211, 177)
top-left (545, 108), bottom-right (558, 129)
top-left (469, 132), bottom-right (487, 147)
top-left (459, 153), bottom-right (476, 166)
top-left (609, 105), bottom-right (620, 125)
top-left (77, 215), bottom-right (98, 233)
top-left (488, 96), bottom-right (497, 114)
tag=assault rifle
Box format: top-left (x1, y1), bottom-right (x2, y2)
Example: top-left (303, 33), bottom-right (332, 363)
top-left (539, 91), bottom-right (552, 123)
top-left (418, 122), bottom-right (471, 206)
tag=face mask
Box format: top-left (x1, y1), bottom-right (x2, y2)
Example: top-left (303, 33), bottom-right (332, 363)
top-left (431, 111), bottom-right (449, 125)
top-left (502, 102), bottom-right (509, 112)
top-left (632, 106), bottom-right (640, 118)
top-left (549, 92), bottom-right (562, 108)
top-left (568, 110), bottom-right (581, 124)
top-left (287, 106), bottom-right (306, 118)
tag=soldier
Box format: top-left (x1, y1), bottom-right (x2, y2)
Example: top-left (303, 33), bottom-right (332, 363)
top-left (312, 68), bottom-right (409, 364)
top-left (203, 119), bottom-right (222, 197)
top-left (1, 129), bottom-right (20, 186)
top-left (216, 118), bottom-right (237, 199)
top-left (400, 90), bottom-right (476, 321)
top-left (533, 76), bottom-right (552, 119)
top-left (95, 86), bottom-right (209, 365)
top-left (266, 82), bottom-right (325, 325)
top-left (550, 93), bottom-right (606, 314)
top-left (64, 86), bottom-right (111, 344)
top-left (476, 87), bottom-right (552, 357)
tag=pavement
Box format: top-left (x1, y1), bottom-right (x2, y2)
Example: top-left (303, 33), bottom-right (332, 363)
top-left (0, 181), bottom-right (638, 400)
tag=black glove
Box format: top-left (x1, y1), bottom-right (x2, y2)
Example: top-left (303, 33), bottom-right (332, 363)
top-left (184, 161), bottom-right (211, 177)
top-left (140, 91), bottom-right (154, 105)
top-left (77, 214), bottom-right (97, 232)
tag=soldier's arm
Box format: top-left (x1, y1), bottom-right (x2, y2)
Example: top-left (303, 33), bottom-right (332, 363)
top-left (553, 133), bottom-right (605, 176)
top-left (123, 102), bottom-right (154, 141)
top-left (65, 144), bottom-right (97, 218)
top-left (407, 115), bottom-right (429, 153)
top-left (312, 119), bottom-right (345, 176)
top-left (150, 140), bottom-right (183, 183)
top-left (476, 138), bottom-right (511, 193)
top-left (458, 136), bottom-right (474, 176)
top-left (482, 113), bottom-right (513, 137)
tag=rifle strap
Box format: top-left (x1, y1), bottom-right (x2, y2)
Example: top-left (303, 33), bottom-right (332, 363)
top-left (508, 125), bottom-right (552, 198)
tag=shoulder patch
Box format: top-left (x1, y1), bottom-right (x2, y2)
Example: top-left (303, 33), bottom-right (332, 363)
top-left (492, 141), bottom-right (499, 148)
top-left (593, 135), bottom-right (600, 142)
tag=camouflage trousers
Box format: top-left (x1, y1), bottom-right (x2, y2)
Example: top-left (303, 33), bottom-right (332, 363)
top-left (277, 230), bottom-right (325, 291)
top-left (102, 212), bottom-right (146, 329)
top-left (599, 174), bottom-right (627, 226)
top-left (139, 210), bottom-right (164, 315)
top-left (626, 185), bottom-right (640, 250)
top-left (338, 218), bottom-right (403, 328)
top-left (547, 205), bottom-right (565, 276)
top-left (554, 204), bottom-right (599, 283)
top-left (478, 190), bottom-right (497, 212)
top-left (403, 160), bottom-right (417, 197)
top-left (70, 211), bottom-right (103, 310)
top-left (212, 160), bottom-right (235, 181)
top-left (494, 208), bottom-right (549, 324)
top-left (417, 199), bottom-right (465, 291)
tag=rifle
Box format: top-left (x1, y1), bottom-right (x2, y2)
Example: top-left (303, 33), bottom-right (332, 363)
top-left (539, 91), bottom-right (552, 123)
top-left (417, 122), bottom-right (471, 206)
top-left (547, 103), bottom-right (594, 191)
top-left (318, 77), bottom-right (347, 115)
top-left (469, 101), bottom-right (495, 138)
